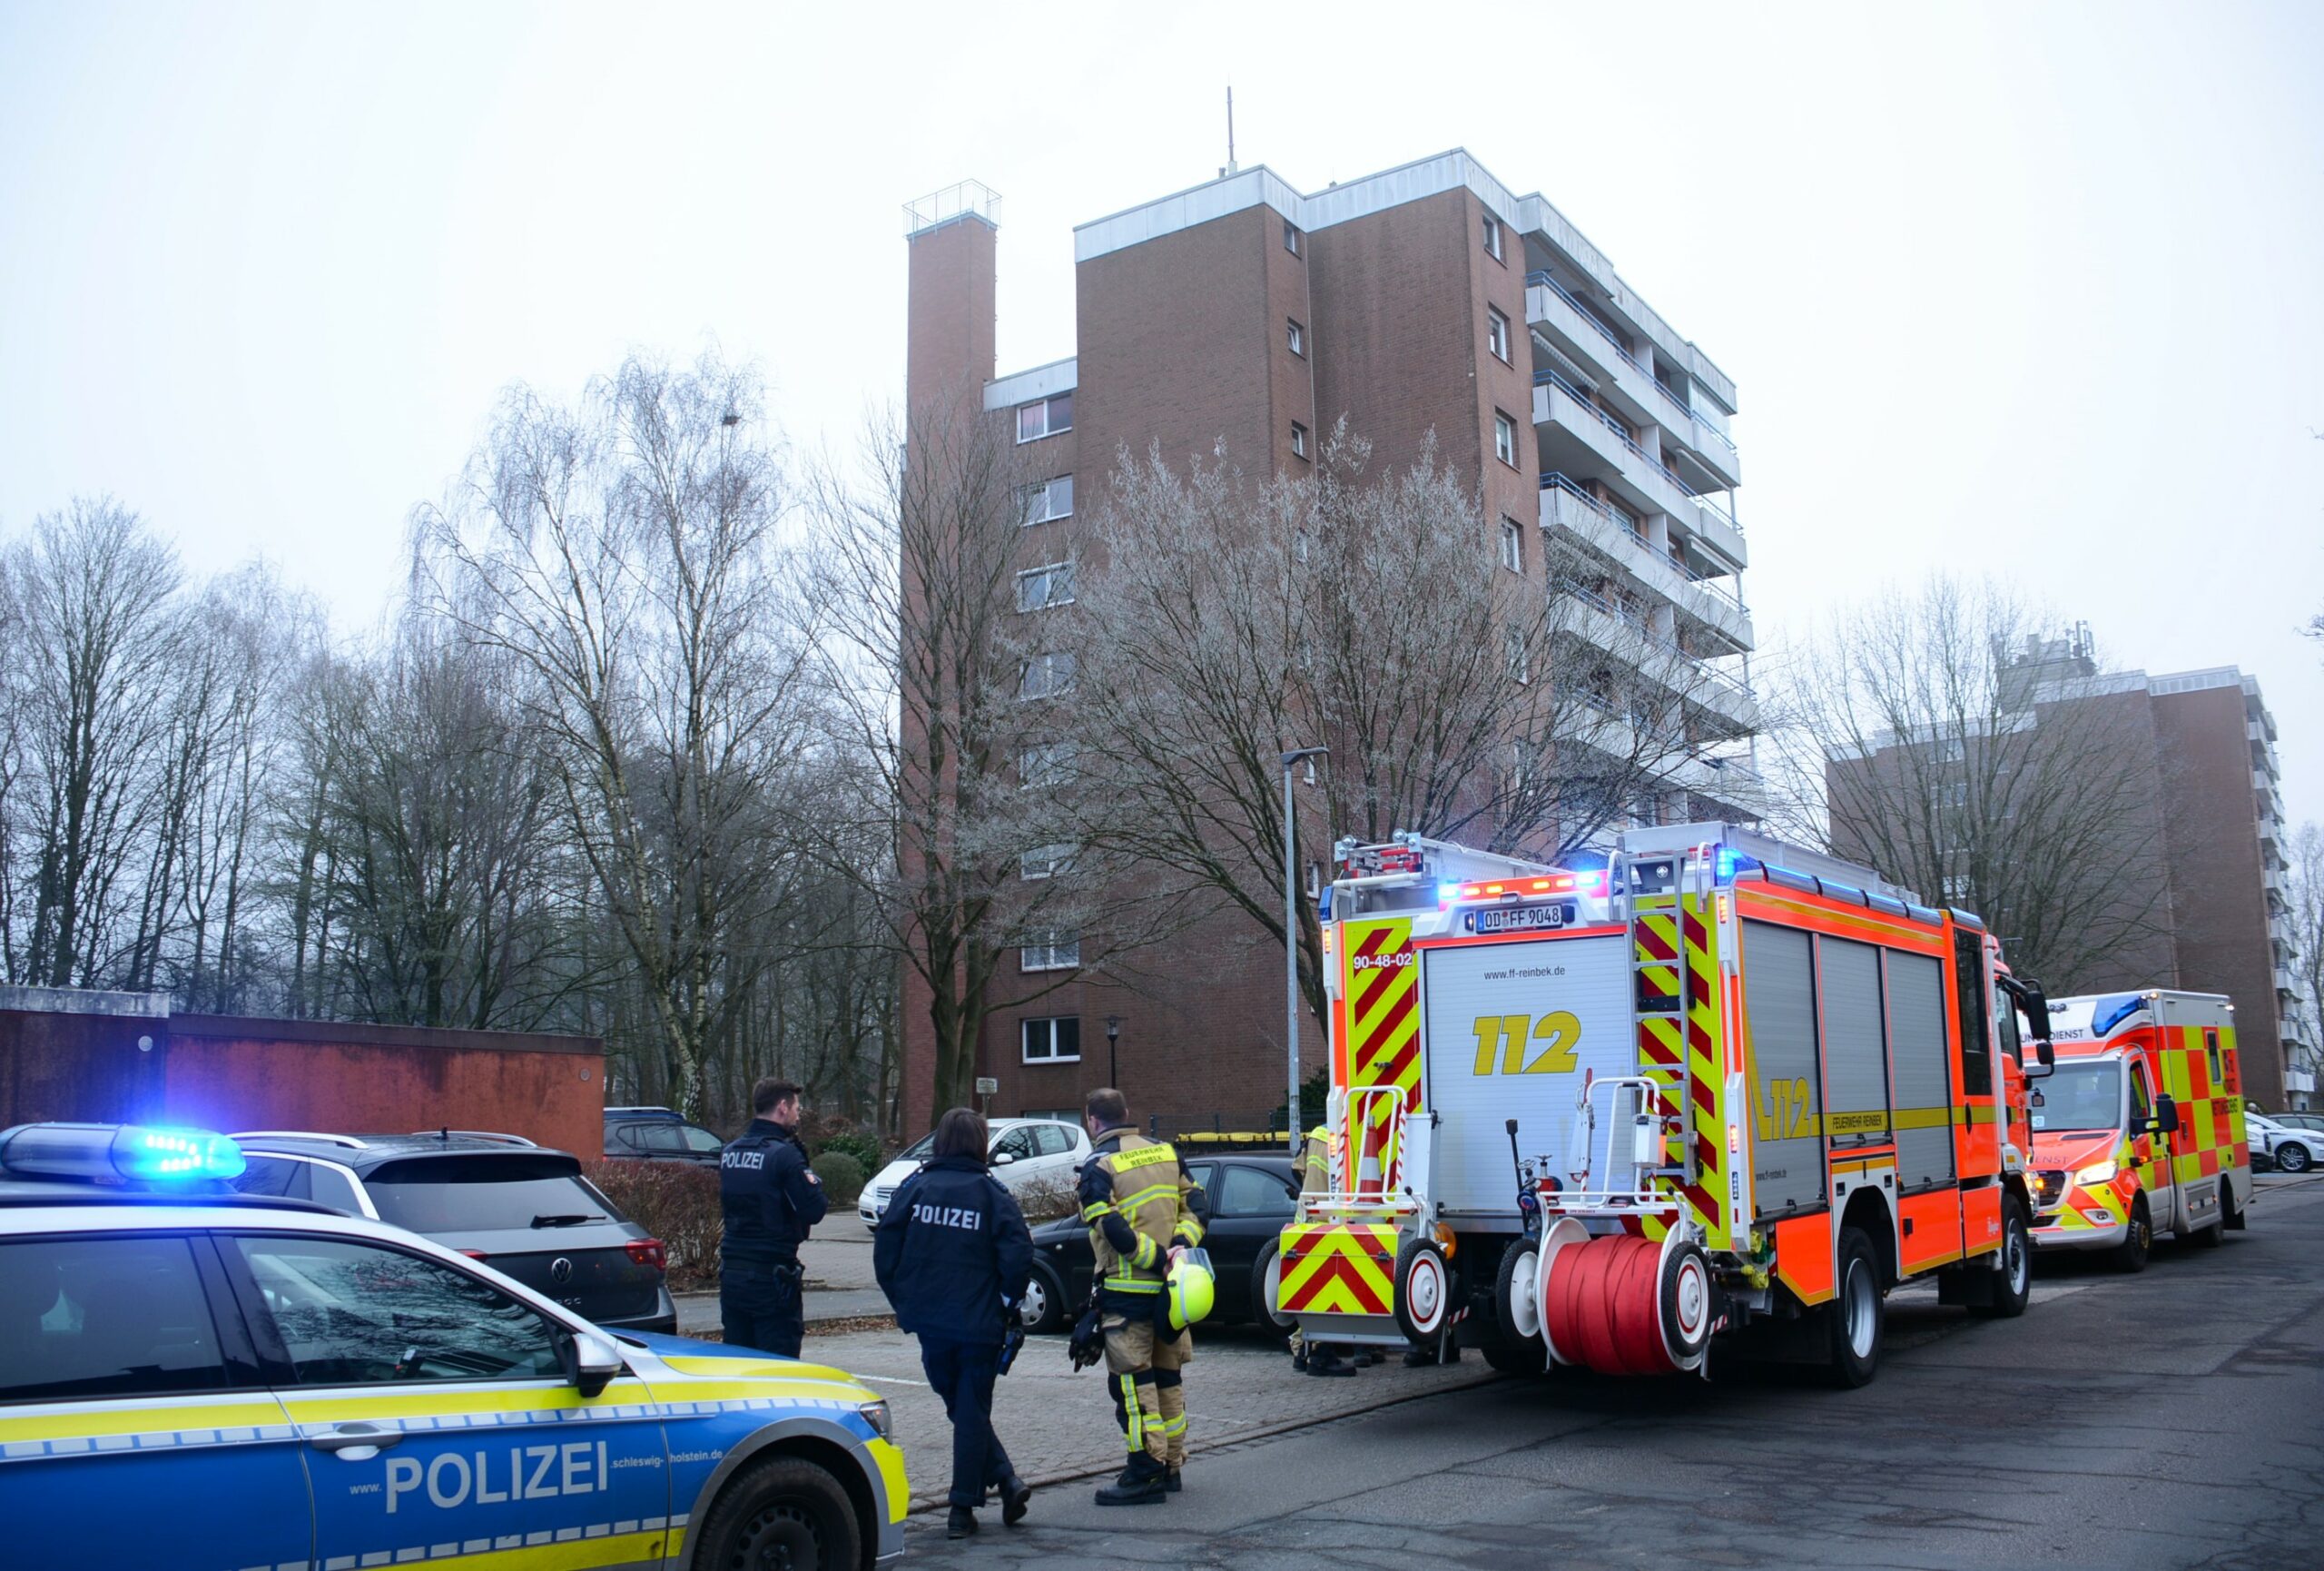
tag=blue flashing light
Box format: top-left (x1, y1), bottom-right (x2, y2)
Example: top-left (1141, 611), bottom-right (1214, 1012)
top-left (113, 1126), bottom-right (245, 1181)
top-left (1438, 882), bottom-right (1462, 904)
top-left (1713, 848), bottom-right (1739, 882)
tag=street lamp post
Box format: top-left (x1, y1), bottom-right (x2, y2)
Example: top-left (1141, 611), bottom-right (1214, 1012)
top-left (1105, 1014), bottom-right (1121, 1091)
top-left (1280, 747), bottom-right (1328, 1153)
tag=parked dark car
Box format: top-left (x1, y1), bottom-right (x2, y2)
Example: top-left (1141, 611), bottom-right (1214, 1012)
top-left (603, 1105), bottom-right (727, 1165)
top-left (1019, 1151), bottom-right (1298, 1336)
top-left (229, 1130), bottom-right (676, 1332)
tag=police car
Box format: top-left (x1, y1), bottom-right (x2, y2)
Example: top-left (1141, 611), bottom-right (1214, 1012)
top-left (0, 1122), bottom-right (904, 1571)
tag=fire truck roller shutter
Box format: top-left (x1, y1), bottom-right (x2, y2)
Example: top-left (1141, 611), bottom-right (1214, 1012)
top-left (1886, 953), bottom-right (1955, 1190)
top-left (1421, 934), bottom-right (1634, 1217)
top-left (1741, 921), bottom-right (1826, 1216)
top-left (1818, 938), bottom-right (1893, 1150)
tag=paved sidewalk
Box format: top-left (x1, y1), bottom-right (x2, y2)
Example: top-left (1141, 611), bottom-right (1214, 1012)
top-left (811, 1323), bottom-right (1498, 1510)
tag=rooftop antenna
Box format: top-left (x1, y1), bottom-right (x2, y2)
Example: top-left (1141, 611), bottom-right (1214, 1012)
top-left (1220, 85), bottom-right (1238, 178)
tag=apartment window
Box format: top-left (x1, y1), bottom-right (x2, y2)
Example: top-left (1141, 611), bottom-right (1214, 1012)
top-left (1022, 1016), bottom-right (1082, 1062)
top-left (1284, 220), bottom-right (1301, 256)
top-left (1018, 740), bottom-right (1078, 787)
top-left (1019, 842), bottom-right (1078, 880)
top-left (1287, 319), bottom-right (1305, 357)
top-left (1499, 517), bottom-right (1524, 574)
top-left (1290, 422), bottom-right (1310, 459)
top-left (1015, 560), bottom-right (1076, 612)
top-left (1487, 307), bottom-right (1511, 363)
top-left (1482, 213), bottom-right (1504, 262)
top-left (1505, 623), bottom-right (1530, 684)
top-left (1303, 754), bottom-right (1318, 785)
top-left (1019, 651), bottom-right (1076, 701)
top-left (1493, 411), bottom-right (1516, 467)
top-left (1020, 931), bottom-right (1081, 972)
top-left (1016, 391), bottom-right (1073, 443)
top-left (1305, 862), bottom-right (1324, 899)
top-left (1019, 474), bottom-right (1073, 525)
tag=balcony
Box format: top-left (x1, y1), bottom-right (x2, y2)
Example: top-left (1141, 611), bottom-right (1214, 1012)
top-left (2276, 966), bottom-right (2297, 995)
top-left (1533, 372), bottom-right (1747, 569)
top-left (1551, 578), bottom-right (1759, 736)
top-left (1540, 475), bottom-right (1752, 652)
top-left (1527, 271), bottom-right (1740, 490)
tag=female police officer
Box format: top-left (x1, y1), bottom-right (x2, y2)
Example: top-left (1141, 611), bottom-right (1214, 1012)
top-left (872, 1107), bottom-right (1035, 1538)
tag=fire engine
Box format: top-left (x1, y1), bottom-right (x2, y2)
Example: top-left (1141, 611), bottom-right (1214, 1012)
top-left (2027, 990), bottom-right (2250, 1269)
top-left (1274, 822), bottom-right (2056, 1388)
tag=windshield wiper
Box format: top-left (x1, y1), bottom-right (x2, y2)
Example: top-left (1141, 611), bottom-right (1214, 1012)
top-left (529, 1213), bottom-right (606, 1229)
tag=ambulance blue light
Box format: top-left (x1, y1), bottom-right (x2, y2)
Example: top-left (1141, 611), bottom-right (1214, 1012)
top-left (1714, 848), bottom-right (1739, 882)
top-left (116, 1127), bottom-right (246, 1181)
top-left (1438, 882), bottom-right (1462, 904)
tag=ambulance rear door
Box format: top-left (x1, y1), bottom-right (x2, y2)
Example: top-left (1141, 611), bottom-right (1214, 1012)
top-left (1421, 924), bottom-right (1634, 1222)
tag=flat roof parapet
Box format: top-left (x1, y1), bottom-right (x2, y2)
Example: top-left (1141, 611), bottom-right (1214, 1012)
top-left (0, 985), bottom-right (171, 1019)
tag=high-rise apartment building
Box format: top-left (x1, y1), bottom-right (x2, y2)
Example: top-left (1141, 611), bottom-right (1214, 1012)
top-left (1831, 652), bottom-right (2303, 1111)
top-left (900, 152), bottom-right (1757, 1136)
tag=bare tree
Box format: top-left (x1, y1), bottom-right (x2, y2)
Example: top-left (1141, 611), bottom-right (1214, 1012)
top-left (419, 352), bottom-right (821, 1114)
top-left (1797, 578), bottom-right (2167, 987)
top-left (1066, 426), bottom-right (1732, 1027)
top-left (807, 406), bottom-right (1151, 1124)
top-left (2, 498), bottom-right (188, 989)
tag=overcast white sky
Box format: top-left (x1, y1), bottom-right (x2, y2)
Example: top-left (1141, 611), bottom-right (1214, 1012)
top-left (4, 2), bottom-right (2319, 825)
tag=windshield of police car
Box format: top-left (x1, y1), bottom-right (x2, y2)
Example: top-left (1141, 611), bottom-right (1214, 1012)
top-left (2031, 1061), bottom-right (2122, 1133)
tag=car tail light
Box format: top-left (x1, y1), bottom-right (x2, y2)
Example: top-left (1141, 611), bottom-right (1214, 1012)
top-left (625, 1238), bottom-right (668, 1272)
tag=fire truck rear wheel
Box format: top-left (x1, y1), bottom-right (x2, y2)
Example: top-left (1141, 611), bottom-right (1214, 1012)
top-left (1494, 1242), bottom-right (1542, 1347)
top-left (2111, 1198), bottom-right (2152, 1273)
top-left (1973, 1196), bottom-right (2033, 1318)
top-left (1823, 1227), bottom-right (1883, 1388)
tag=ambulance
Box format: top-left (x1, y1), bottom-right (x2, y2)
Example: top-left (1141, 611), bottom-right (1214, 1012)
top-left (2027, 990), bottom-right (2250, 1268)
top-left (1274, 822), bottom-right (2054, 1388)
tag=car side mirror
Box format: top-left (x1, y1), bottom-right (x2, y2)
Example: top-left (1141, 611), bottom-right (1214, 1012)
top-left (990, 1151), bottom-right (1017, 1166)
top-left (564, 1330), bottom-right (623, 1400)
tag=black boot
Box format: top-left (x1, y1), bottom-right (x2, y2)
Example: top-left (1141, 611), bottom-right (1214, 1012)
top-left (1165, 1467), bottom-right (1182, 1493)
top-left (1094, 1457), bottom-right (1167, 1507)
top-left (1306, 1350), bottom-right (1355, 1377)
top-left (1001, 1474), bottom-right (1032, 1526)
top-left (946, 1507), bottom-right (978, 1539)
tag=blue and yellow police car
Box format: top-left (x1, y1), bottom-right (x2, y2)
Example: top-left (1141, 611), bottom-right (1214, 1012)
top-left (0, 1122), bottom-right (905, 1570)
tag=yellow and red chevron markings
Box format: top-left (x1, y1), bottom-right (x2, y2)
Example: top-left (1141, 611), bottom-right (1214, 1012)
top-left (1278, 1220), bottom-right (1399, 1315)
top-left (1343, 918), bottom-right (1421, 1188)
top-left (1632, 895), bottom-right (1731, 1250)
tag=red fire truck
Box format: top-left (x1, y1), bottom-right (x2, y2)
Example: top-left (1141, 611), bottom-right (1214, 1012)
top-left (1275, 823), bottom-right (2054, 1387)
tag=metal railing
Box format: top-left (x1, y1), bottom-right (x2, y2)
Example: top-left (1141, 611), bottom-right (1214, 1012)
top-left (1529, 268), bottom-right (1738, 455)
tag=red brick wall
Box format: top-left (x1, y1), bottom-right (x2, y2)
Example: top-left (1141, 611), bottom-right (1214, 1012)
top-left (0, 1009), bottom-right (606, 1157)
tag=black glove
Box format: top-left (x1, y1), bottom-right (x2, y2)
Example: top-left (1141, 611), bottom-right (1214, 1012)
top-left (1068, 1301), bottom-right (1105, 1372)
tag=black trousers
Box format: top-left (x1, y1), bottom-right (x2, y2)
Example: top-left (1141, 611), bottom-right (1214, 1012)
top-left (720, 1257), bottom-right (803, 1358)
top-left (919, 1336), bottom-right (1014, 1509)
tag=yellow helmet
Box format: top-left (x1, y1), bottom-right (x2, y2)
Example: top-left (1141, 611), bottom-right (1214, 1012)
top-left (1167, 1247), bottom-right (1216, 1330)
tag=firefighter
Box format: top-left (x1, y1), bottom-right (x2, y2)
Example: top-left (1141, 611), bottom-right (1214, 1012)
top-left (718, 1077), bottom-right (827, 1358)
top-left (1077, 1087), bottom-right (1205, 1505)
top-left (1289, 1122), bottom-right (1355, 1378)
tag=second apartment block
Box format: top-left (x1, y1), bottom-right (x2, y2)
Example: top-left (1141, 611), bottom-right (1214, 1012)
top-left (901, 151), bottom-right (1758, 1136)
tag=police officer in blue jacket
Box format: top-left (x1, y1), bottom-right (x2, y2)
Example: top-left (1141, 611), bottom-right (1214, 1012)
top-left (873, 1107), bottom-right (1035, 1539)
top-left (719, 1077), bottom-right (827, 1358)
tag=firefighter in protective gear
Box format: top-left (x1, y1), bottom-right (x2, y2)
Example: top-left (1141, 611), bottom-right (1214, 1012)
top-left (1288, 1122), bottom-right (1356, 1377)
top-left (1076, 1088), bottom-right (1205, 1506)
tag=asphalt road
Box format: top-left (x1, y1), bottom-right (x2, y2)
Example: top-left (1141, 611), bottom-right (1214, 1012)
top-left (906, 1175), bottom-right (2324, 1570)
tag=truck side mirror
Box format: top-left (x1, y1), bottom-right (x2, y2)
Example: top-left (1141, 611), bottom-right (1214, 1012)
top-left (2154, 1096), bottom-right (2181, 1135)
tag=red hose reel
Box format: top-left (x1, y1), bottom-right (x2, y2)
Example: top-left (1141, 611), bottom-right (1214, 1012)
top-left (1540, 1230), bottom-right (1714, 1376)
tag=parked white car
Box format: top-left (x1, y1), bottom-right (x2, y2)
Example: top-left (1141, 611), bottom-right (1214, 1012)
top-left (2249, 1115), bottom-right (2318, 1174)
top-left (856, 1116), bottom-right (1091, 1226)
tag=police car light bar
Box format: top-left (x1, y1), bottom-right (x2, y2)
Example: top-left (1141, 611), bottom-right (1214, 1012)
top-left (0, 1122), bottom-right (247, 1183)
